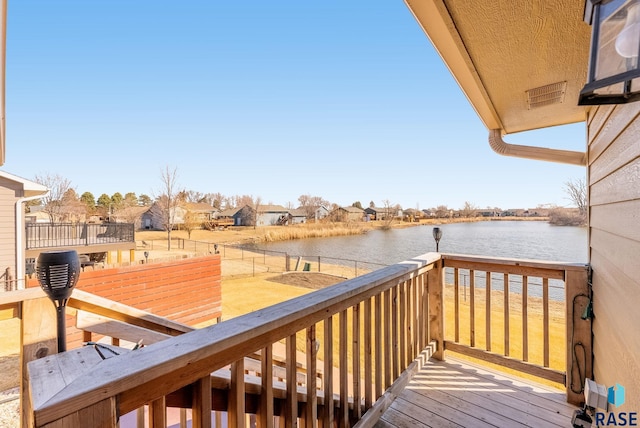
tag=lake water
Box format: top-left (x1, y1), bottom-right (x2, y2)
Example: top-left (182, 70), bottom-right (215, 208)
top-left (247, 221), bottom-right (588, 266)
top-left (244, 221), bottom-right (587, 301)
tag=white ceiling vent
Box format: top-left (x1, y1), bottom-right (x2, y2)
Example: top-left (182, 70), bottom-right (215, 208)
top-left (526, 81), bottom-right (567, 109)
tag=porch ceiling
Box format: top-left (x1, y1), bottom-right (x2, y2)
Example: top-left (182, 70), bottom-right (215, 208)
top-left (404, 0), bottom-right (592, 135)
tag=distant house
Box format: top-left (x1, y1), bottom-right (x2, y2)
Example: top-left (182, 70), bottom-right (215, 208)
top-left (232, 206), bottom-right (255, 226)
top-left (112, 206), bottom-right (149, 229)
top-left (183, 202), bottom-right (218, 223)
top-left (365, 206), bottom-right (400, 221)
top-left (330, 206), bottom-right (365, 222)
top-left (218, 204), bottom-right (290, 227)
top-left (0, 171), bottom-right (48, 290)
top-left (24, 205), bottom-right (50, 223)
top-left (314, 205), bottom-right (330, 221)
top-left (288, 209), bottom-right (307, 225)
top-left (216, 207), bottom-right (240, 220)
top-left (476, 210), bottom-right (498, 217)
top-left (256, 205), bottom-right (290, 226)
top-left (403, 208), bottom-right (422, 221)
top-left (140, 203), bottom-right (187, 230)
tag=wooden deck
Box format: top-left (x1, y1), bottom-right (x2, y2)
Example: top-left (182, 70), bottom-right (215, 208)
top-left (376, 356), bottom-right (577, 428)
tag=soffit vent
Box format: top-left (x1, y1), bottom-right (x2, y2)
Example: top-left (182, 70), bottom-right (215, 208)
top-left (526, 81), bottom-right (567, 109)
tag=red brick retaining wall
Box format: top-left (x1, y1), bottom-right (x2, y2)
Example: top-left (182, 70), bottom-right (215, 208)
top-left (28, 255), bottom-right (221, 347)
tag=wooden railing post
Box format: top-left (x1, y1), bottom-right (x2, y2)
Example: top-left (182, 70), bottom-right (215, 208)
top-left (565, 266), bottom-right (591, 406)
top-left (21, 297), bottom-right (58, 428)
top-left (428, 259), bottom-right (445, 360)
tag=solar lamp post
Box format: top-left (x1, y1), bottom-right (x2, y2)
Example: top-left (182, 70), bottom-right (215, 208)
top-left (36, 250), bottom-right (80, 353)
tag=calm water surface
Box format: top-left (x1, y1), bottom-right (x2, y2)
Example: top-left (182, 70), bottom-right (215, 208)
top-left (247, 221), bottom-right (587, 265)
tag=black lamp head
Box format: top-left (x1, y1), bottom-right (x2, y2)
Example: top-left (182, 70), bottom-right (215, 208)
top-left (36, 250), bottom-right (81, 303)
top-left (432, 227), bottom-right (443, 242)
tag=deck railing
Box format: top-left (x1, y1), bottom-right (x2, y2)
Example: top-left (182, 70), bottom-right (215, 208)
top-left (440, 254), bottom-right (591, 404)
top-left (25, 222), bottom-right (135, 250)
top-left (7, 252), bottom-right (590, 427)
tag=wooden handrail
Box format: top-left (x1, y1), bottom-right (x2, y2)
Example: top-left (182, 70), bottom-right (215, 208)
top-left (19, 252), bottom-right (590, 426)
top-left (28, 253), bottom-right (441, 427)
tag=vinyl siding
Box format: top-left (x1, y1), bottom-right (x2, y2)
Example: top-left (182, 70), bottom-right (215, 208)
top-left (588, 103), bottom-right (640, 411)
top-left (0, 177), bottom-right (21, 290)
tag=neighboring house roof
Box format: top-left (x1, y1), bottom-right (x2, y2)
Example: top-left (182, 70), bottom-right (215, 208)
top-left (0, 170), bottom-right (48, 197)
top-left (258, 204), bottom-right (289, 213)
top-left (340, 206), bottom-right (365, 213)
top-left (404, 1), bottom-right (590, 135)
top-left (288, 209), bottom-right (307, 217)
top-left (114, 206), bottom-right (148, 219)
top-left (365, 207), bottom-right (393, 213)
top-left (183, 202), bottom-right (217, 213)
top-left (218, 207), bottom-right (241, 217)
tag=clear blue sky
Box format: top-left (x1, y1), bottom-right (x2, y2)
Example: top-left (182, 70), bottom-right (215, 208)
top-left (2, 1), bottom-right (586, 210)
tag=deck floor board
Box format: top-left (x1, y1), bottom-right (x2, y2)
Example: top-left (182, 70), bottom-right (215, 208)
top-left (379, 356), bottom-right (577, 428)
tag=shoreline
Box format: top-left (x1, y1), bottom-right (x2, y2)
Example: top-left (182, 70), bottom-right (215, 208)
top-left (136, 217), bottom-right (551, 248)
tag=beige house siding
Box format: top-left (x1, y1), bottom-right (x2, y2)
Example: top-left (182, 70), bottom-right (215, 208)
top-left (0, 177), bottom-right (21, 289)
top-left (588, 103), bottom-right (640, 410)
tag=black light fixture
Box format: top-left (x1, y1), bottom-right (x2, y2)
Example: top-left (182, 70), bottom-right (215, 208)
top-left (36, 250), bottom-right (81, 352)
top-left (579, 0), bottom-right (640, 105)
top-left (144, 251), bottom-right (149, 263)
top-left (432, 227), bottom-right (443, 252)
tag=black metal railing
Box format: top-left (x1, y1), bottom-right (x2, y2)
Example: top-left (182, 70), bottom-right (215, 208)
top-left (25, 223), bottom-right (135, 249)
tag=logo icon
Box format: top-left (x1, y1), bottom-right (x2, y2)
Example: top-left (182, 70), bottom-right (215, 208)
top-left (608, 383), bottom-right (626, 408)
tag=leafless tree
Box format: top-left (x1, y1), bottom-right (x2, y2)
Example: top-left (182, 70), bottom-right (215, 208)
top-left (34, 173), bottom-right (74, 222)
top-left (381, 199), bottom-right (398, 230)
top-left (298, 194), bottom-right (330, 219)
top-left (252, 196), bottom-right (262, 229)
top-left (460, 201), bottom-right (478, 218)
top-left (565, 177), bottom-right (587, 216)
top-left (435, 205), bottom-right (450, 219)
top-left (156, 166), bottom-right (181, 250)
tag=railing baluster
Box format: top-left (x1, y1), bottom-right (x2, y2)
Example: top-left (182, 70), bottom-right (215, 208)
top-left (470, 270), bottom-right (475, 348)
top-left (136, 406), bottom-right (145, 427)
top-left (522, 275), bottom-right (529, 362)
top-left (323, 317), bottom-right (334, 428)
top-left (411, 277), bottom-right (417, 363)
top-left (260, 344), bottom-right (274, 428)
top-left (230, 359), bottom-right (246, 428)
top-left (306, 325), bottom-right (318, 428)
top-left (364, 298), bottom-right (372, 410)
top-left (454, 268), bottom-right (460, 343)
top-left (543, 277), bottom-right (549, 367)
top-left (486, 271), bottom-right (491, 352)
top-left (504, 273), bottom-right (510, 357)
top-left (192, 376), bottom-right (212, 428)
top-left (339, 310), bottom-right (349, 428)
top-left (404, 279), bottom-right (410, 367)
top-left (392, 284), bottom-right (399, 379)
top-left (383, 289), bottom-right (391, 389)
top-left (286, 335), bottom-right (297, 428)
top-left (352, 303), bottom-right (361, 419)
top-left (374, 293), bottom-right (382, 399)
top-left (149, 396), bottom-right (166, 428)
top-left (421, 273), bottom-right (428, 352)
top-left (399, 281), bottom-right (406, 371)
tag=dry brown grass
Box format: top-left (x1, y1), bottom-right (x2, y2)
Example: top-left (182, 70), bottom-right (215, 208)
top-left (220, 271), bottom-right (566, 390)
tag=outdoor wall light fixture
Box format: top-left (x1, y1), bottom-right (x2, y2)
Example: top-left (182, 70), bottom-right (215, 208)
top-left (36, 250), bottom-right (80, 352)
top-left (144, 251), bottom-right (149, 263)
top-left (580, 0), bottom-right (640, 104)
top-left (432, 227), bottom-right (443, 252)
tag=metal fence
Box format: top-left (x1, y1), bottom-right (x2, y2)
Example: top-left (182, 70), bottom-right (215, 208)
top-left (25, 223), bottom-right (135, 249)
